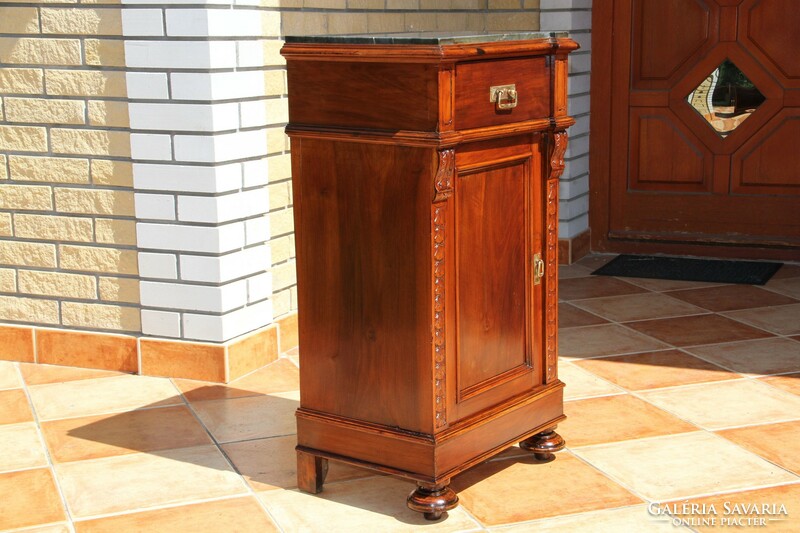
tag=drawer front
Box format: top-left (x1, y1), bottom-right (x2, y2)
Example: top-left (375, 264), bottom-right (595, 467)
top-left (454, 57), bottom-right (550, 131)
top-left (287, 60), bottom-right (439, 132)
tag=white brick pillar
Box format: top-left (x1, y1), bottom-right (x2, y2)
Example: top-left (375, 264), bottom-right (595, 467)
top-left (541, 0), bottom-right (592, 241)
top-left (122, 3), bottom-right (277, 342)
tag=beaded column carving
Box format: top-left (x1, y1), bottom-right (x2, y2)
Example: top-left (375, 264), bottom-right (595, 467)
top-left (432, 149), bottom-right (454, 427)
top-left (545, 131), bottom-right (567, 383)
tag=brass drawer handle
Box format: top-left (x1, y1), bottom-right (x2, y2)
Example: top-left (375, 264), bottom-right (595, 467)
top-left (490, 84), bottom-right (518, 110)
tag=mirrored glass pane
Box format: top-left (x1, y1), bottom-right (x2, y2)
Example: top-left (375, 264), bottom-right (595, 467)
top-left (687, 59), bottom-right (765, 137)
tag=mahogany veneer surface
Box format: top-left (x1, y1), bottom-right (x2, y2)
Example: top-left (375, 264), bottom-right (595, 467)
top-left (282, 31), bottom-right (577, 517)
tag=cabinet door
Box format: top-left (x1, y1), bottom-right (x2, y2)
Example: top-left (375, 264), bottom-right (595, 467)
top-left (449, 136), bottom-right (545, 422)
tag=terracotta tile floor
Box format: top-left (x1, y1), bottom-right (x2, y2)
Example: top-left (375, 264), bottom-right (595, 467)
top-left (1, 254), bottom-right (800, 532)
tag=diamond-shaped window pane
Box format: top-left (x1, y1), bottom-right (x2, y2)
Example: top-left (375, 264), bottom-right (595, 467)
top-left (687, 59), bottom-right (765, 137)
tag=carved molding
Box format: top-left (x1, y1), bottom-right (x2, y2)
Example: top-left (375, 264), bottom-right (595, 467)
top-left (434, 149), bottom-right (455, 203)
top-left (548, 131), bottom-right (568, 181)
top-left (433, 204), bottom-right (447, 427)
top-left (432, 148), bottom-right (453, 427)
top-left (545, 132), bottom-right (564, 383)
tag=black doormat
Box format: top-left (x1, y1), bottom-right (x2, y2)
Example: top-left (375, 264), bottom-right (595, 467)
top-left (592, 255), bottom-right (783, 285)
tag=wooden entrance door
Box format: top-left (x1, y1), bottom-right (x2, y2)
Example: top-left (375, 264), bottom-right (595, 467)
top-left (591, 0), bottom-right (800, 260)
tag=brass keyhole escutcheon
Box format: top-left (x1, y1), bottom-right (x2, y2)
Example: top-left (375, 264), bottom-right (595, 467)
top-left (533, 253), bottom-right (545, 285)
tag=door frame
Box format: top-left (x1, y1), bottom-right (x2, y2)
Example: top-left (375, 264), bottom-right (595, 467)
top-left (588, 0), bottom-right (800, 261)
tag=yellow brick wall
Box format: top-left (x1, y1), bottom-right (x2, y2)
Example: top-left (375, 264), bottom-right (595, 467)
top-left (1, 0), bottom-right (542, 331)
top-left (0, 2), bottom-right (139, 333)
top-left (268, 1), bottom-right (541, 318)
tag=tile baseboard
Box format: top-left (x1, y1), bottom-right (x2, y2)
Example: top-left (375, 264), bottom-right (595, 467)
top-left (0, 312), bottom-right (298, 383)
top-left (558, 229), bottom-right (591, 265)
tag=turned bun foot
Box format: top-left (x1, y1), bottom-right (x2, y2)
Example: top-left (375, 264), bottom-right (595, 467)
top-left (520, 428), bottom-right (565, 461)
top-left (407, 482), bottom-right (458, 521)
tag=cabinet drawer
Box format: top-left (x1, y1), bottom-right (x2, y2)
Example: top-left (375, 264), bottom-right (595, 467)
top-left (454, 57), bottom-right (550, 131)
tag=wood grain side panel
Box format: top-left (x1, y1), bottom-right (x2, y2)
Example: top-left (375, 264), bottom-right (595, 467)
top-left (293, 138), bottom-right (434, 433)
top-left (455, 57), bottom-right (549, 130)
top-left (286, 61), bottom-right (439, 131)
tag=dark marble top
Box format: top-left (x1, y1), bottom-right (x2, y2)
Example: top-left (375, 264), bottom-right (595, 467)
top-left (284, 31), bottom-right (568, 45)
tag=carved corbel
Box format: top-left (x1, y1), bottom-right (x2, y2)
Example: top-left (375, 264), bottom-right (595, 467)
top-left (548, 131), bottom-right (568, 182)
top-left (433, 149), bottom-right (455, 203)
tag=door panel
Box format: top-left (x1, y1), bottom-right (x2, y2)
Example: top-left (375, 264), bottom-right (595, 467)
top-left (456, 164), bottom-right (528, 393)
top-left (741, 0), bottom-right (800, 86)
top-left (592, 0), bottom-right (800, 256)
top-left (629, 109), bottom-right (712, 192)
top-left (449, 137), bottom-right (544, 421)
top-left (732, 111), bottom-right (800, 195)
top-left (632, 0), bottom-right (715, 88)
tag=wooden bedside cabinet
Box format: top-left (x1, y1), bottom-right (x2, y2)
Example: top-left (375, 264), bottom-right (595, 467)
top-left (281, 32), bottom-right (577, 520)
